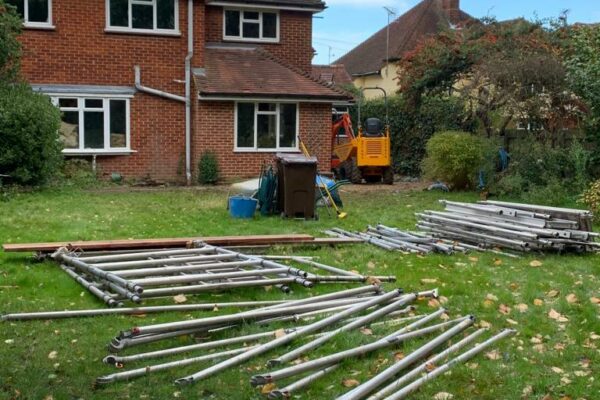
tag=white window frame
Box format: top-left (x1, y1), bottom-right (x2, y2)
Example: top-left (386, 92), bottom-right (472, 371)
top-left (223, 8), bottom-right (280, 43)
top-left (234, 102), bottom-right (299, 152)
top-left (10, 0), bottom-right (54, 29)
top-left (50, 94), bottom-right (134, 155)
top-left (105, 0), bottom-right (180, 36)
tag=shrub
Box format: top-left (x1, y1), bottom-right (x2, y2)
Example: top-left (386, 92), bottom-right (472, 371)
top-left (0, 83), bottom-right (62, 185)
top-left (59, 158), bottom-right (99, 187)
top-left (580, 179), bottom-right (600, 216)
top-left (197, 151), bottom-right (219, 185)
top-left (421, 131), bottom-right (493, 189)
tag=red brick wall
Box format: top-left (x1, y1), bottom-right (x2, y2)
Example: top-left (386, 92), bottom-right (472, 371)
top-left (194, 101), bottom-right (332, 179)
top-left (205, 6), bottom-right (314, 72)
top-left (16, 0), bottom-right (204, 182)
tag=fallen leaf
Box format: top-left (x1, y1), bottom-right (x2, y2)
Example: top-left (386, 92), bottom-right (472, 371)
top-left (551, 366), bottom-right (564, 374)
top-left (529, 260), bottom-right (543, 267)
top-left (532, 344), bottom-right (545, 353)
top-left (366, 276), bottom-right (382, 285)
top-left (342, 378), bottom-right (360, 388)
top-left (264, 285), bottom-right (273, 292)
top-left (467, 362), bottom-right (478, 369)
top-left (261, 383), bottom-right (277, 394)
top-left (553, 343), bottom-right (565, 351)
top-left (493, 259), bottom-right (503, 266)
top-left (479, 320), bottom-right (492, 329)
top-left (393, 352), bottom-right (405, 361)
top-left (533, 299), bottom-right (544, 306)
top-left (173, 294), bottom-right (187, 304)
top-left (548, 309), bottom-right (569, 323)
top-left (560, 376), bottom-right (572, 385)
top-left (420, 278), bottom-right (438, 284)
top-left (590, 333), bottom-right (600, 340)
top-left (433, 392), bottom-right (454, 400)
top-left (274, 329), bottom-right (286, 338)
top-left (367, 261), bottom-right (376, 270)
top-left (485, 350), bottom-right (501, 360)
top-left (48, 351), bottom-right (57, 360)
top-left (522, 385), bottom-right (533, 397)
top-left (498, 304), bottom-right (511, 315)
top-left (590, 297), bottom-right (600, 305)
top-left (486, 293), bottom-right (499, 302)
top-left (360, 327), bottom-right (373, 336)
top-left (506, 319), bottom-right (519, 325)
top-left (515, 303), bottom-right (529, 313)
top-left (565, 294), bottom-right (578, 304)
top-left (427, 298), bottom-right (441, 308)
top-left (4, 339), bottom-right (14, 344)
top-left (546, 290), bottom-right (560, 298)
top-left (425, 362), bottom-right (436, 372)
top-left (468, 256), bottom-right (479, 262)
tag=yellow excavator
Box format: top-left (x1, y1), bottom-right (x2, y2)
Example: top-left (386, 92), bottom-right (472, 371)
top-left (331, 87), bottom-right (393, 184)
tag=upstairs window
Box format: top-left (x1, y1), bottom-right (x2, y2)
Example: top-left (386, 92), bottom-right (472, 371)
top-left (224, 9), bottom-right (279, 42)
top-left (6, 0), bottom-right (53, 28)
top-left (107, 0), bottom-right (179, 34)
top-left (236, 102), bottom-right (298, 151)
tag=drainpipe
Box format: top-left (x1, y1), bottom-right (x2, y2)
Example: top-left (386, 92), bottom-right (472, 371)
top-left (184, 0), bottom-right (194, 185)
top-left (134, 66), bottom-right (186, 103)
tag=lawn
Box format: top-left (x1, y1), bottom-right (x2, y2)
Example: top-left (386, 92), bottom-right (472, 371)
top-left (0, 186), bottom-right (598, 400)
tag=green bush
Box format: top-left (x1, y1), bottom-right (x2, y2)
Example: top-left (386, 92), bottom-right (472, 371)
top-left (422, 131), bottom-right (493, 189)
top-left (197, 151), bottom-right (219, 185)
top-left (0, 83), bottom-right (62, 185)
top-left (580, 179), bottom-right (600, 216)
top-left (350, 95), bottom-right (474, 176)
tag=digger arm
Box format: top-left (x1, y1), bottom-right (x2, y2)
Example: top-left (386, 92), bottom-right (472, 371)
top-left (332, 113), bottom-right (356, 145)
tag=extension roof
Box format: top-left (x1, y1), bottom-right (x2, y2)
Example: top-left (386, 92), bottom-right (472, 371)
top-left (336, 0), bottom-right (476, 77)
top-left (196, 44), bottom-right (353, 101)
top-left (204, 0), bottom-right (326, 11)
top-left (311, 64), bottom-right (353, 87)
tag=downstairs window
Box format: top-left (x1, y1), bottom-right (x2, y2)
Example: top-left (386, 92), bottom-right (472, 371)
top-left (51, 97), bottom-right (131, 154)
top-left (236, 102), bottom-right (298, 151)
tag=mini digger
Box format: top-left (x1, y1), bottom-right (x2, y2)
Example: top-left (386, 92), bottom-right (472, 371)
top-left (331, 87), bottom-right (393, 184)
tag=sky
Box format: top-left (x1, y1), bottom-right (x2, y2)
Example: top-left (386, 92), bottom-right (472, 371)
top-left (312, 0), bottom-right (600, 65)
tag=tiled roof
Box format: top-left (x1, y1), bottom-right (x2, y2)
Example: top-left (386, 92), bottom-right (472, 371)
top-left (196, 44), bottom-right (353, 101)
top-left (311, 64), bottom-right (353, 87)
top-left (336, 0), bottom-right (476, 76)
top-left (205, 0), bottom-right (325, 11)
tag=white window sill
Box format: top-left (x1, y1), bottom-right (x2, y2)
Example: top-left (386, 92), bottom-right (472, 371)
top-left (105, 27), bottom-right (181, 37)
top-left (234, 148), bottom-right (299, 153)
top-left (223, 37), bottom-right (279, 44)
top-left (24, 23), bottom-right (55, 30)
top-left (63, 149), bottom-right (137, 156)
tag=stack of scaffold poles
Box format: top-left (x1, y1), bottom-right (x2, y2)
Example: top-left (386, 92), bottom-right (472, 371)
top-left (49, 243), bottom-right (396, 307)
top-left (326, 200), bottom-right (597, 256)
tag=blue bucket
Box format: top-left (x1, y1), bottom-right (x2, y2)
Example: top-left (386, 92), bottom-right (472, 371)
top-left (229, 196), bottom-right (258, 219)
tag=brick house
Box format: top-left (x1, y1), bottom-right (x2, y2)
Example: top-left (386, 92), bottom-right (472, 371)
top-left (10, 0), bottom-right (351, 183)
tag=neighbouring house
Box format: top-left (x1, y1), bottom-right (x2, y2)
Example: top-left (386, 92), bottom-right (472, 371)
top-left (336, 0), bottom-right (475, 99)
top-left (10, 0), bottom-right (352, 182)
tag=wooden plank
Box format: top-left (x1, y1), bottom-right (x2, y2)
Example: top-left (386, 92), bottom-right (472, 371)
top-left (2, 234), bottom-right (315, 253)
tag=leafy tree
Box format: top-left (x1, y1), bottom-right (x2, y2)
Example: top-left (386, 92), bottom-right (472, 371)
top-left (0, 0), bottom-right (23, 82)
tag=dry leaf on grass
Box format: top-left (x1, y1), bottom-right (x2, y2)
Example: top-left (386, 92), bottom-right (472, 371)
top-left (590, 333), bottom-right (600, 340)
top-left (427, 298), bottom-right (441, 308)
top-left (425, 362), bottom-right (436, 372)
top-left (48, 351), bottom-right (57, 359)
top-left (360, 327), bottom-right (373, 336)
top-left (420, 278), bottom-right (438, 284)
top-left (486, 293), bottom-right (499, 302)
top-left (493, 259), bottom-right (503, 266)
top-left (173, 294), bottom-right (187, 304)
top-left (565, 294), bottom-right (578, 304)
top-left (529, 260), bottom-right (543, 267)
top-left (274, 329), bottom-right (286, 338)
top-left (506, 319), bottom-right (519, 325)
top-left (590, 297), bottom-right (600, 305)
top-left (546, 290), bottom-right (560, 298)
top-left (393, 352), bottom-right (405, 361)
top-left (522, 385), bottom-right (533, 397)
top-left (515, 303), bottom-right (529, 313)
top-left (551, 366), bottom-right (564, 374)
top-left (498, 304), bottom-right (511, 315)
top-left (485, 350), bottom-right (501, 360)
top-left (433, 392), bottom-right (454, 400)
top-left (533, 299), bottom-right (544, 306)
top-left (367, 261), bottom-right (376, 270)
top-left (479, 320), bottom-right (492, 329)
top-left (468, 256), bottom-right (479, 262)
top-left (548, 309), bottom-right (569, 322)
top-left (366, 276), bottom-right (382, 285)
top-left (342, 378), bottom-right (360, 388)
top-left (261, 383), bottom-right (277, 394)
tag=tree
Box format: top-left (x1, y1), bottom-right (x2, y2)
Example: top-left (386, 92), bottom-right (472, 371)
top-left (0, 0), bottom-right (23, 82)
top-left (397, 18), bottom-right (585, 145)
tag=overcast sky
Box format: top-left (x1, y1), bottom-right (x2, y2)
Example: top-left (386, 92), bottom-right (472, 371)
top-left (312, 0), bottom-right (600, 65)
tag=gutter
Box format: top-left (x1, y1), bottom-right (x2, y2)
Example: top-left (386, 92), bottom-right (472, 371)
top-left (134, 66), bottom-right (186, 103)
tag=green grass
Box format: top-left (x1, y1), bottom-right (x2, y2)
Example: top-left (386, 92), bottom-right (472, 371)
top-left (0, 187), bottom-right (598, 399)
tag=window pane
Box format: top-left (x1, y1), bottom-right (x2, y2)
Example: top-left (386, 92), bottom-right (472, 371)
top-left (243, 11), bottom-right (259, 20)
top-left (279, 104), bottom-right (297, 148)
top-left (243, 22), bottom-right (260, 38)
top-left (84, 111), bottom-right (105, 149)
top-left (157, 0), bottom-right (175, 29)
top-left (6, 0), bottom-right (25, 19)
top-left (257, 114), bottom-right (276, 149)
top-left (85, 99), bottom-right (103, 108)
top-left (59, 98), bottom-right (78, 108)
top-left (28, 0), bottom-right (49, 23)
top-left (110, 100), bottom-right (127, 148)
top-left (225, 10), bottom-right (240, 37)
top-left (258, 103), bottom-right (276, 112)
top-left (132, 4), bottom-right (153, 29)
top-left (263, 13), bottom-right (277, 38)
top-left (237, 103), bottom-right (254, 148)
top-left (59, 111), bottom-right (79, 149)
top-left (109, 0), bottom-right (128, 27)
